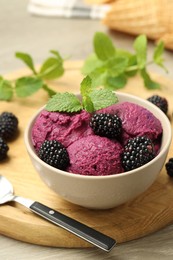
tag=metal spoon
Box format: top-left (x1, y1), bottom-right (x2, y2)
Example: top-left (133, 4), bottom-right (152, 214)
top-left (0, 175), bottom-right (116, 252)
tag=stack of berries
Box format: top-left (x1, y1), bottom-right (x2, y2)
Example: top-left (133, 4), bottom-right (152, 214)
top-left (0, 112), bottom-right (18, 161)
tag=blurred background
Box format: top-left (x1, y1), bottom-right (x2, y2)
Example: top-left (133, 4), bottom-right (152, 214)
top-left (1, 0), bottom-right (173, 79)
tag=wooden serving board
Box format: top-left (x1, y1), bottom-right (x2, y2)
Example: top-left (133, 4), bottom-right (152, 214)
top-left (0, 61), bottom-right (173, 248)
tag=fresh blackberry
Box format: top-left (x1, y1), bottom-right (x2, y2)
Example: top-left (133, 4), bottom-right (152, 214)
top-left (90, 113), bottom-right (122, 138)
top-left (165, 158), bottom-right (173, 177)
top-left (0, 112), bottom-right (18, 140)
top-left (38, 140), bottom-right (70, 170)
top-left (0, 137), bottom-right (9, 161)
top-left (147, 95), bottom-right (168, 114)
top-left (122, 136), bottom-right (155, 171)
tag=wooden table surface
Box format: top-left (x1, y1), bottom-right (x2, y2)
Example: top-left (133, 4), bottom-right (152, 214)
top-left (1, 1), bottom-right (173, 259)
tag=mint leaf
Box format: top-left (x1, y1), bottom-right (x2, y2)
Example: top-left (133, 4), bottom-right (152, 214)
top-left (94, 32), bottom-right (116, 61)
top-left (39, 57), bottom-right (64, 80)
top-left (38, 51), bottom-right (64, 80)
top-left (15, 77), bottom-right (43, 97)
top-left (82, 95), bottom-right (95, 113)
top-left (45, 92), bottom-right (83, 112)
top-left (105, 74), bottom-right (127, 90)
top-left (81, 53), bottom-right (103, 75)
top-left (0, 78), bottom-right (13, 101)
top-left (133, 34), bottom-right (147, 69)
top-left (153, 41), bottom-right (168, 72)
top-left (140, 69), bottom-right (160, 89)
top-left (89, 67), bottom-right (107, 88)
top-left (50, 50), bottom-right (62, 59)
top-left (115, 49), bottom-right (137, 76)
top-left (89, 89), bottom-right (118, 110)
top-left (15, 52), bottom-right (37, 74)
top-left (106, 56), bottom-right (129, 77)
top-left (153, 41), bottom-right (164, 64)
top-left (83, 33), bottom-right (167, 92)
top-left (80, 75), bottom-right (92, 96)
top-left (125, 55), bottom-right (138, 77)
top-left (116, 49), bottom-right (132, 58)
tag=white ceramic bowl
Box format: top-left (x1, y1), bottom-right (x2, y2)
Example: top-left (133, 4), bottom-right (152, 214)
top-left (24, 92), bottom-right (172, 209)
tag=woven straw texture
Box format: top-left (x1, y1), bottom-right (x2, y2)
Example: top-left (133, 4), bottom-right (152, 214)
top-left (87, 0), bottom-right (173, 50)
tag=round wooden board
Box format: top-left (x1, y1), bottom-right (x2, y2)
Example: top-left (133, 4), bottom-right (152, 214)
top-left (0, 60), bottom-right (173, 248)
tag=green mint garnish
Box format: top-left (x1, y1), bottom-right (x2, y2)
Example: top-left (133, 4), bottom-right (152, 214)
top-left (15, 52), bottom-right (37, 75)
top-left (140, 69), bottom-right (160, 89)
top-left (45, 76), bottom-right (118, 113)
top-left (0, 50), bottom-right (64, 101)
top-left (45, 92), bottom-right (83, 113)
top-left (82, 95), bottom-right (95, 113)
top-left (81, 54), bottom-right (103, 75)
top-left (82, 32), bottom-right (167, 90)
top-left (93, 32), bottom-right (116, 61)
top-left (38, 50), bottom-right (64, 80)
top-left (0, 77), bottom-right (13, 101)
top-left (8, 50), bottom-right (64, 100)
top-left (153, 41), bottom-right (168, 72)
top-left (133, 34), bottom-right (147, 69)
top-left (88, 89), bottom-right (118, 111)
top-left (80, 75), bottom-right (92, 96)
top-left (0, 32), bottom-right (168, 103)
top-left (0, 50), bottom-right (65, 101)
top-left (105, 74), bottom-right (127, 90)
top-left (15, 77), bottom-right (43, 97)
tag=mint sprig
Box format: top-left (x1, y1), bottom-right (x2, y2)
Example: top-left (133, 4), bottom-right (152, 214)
top-left (0, 32), bottom-right (168, 104)
top-left (133, 34), bottom-right (147, 69)
top-left (38, 50), bottom-right (64, 80)
top-left (46, 92), bottom-right (83, 112)
top-left (0, 77), bottom-right (13, 101)
top-left (0, 50), bottom-right (65, 101)
top-left (15, 52), bottom-right (37, 74)
top-left (82, 32), bottom-right (167, 90)
top-left (45, 76), bottom-right (118, 113)
top-left (15, 77), bottom-right (43, 97)
top-left (93, 32), bottom-right (116, 60)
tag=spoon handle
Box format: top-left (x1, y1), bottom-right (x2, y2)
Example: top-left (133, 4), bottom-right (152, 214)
top-left (30, 201), bottom-right (116, 252)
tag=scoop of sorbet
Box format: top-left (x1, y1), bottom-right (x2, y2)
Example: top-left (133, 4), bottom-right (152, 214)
top-left (67, 135), bottom-right (124, 176)
top-left (98, 101), bottom-right (162, 144)
top-left (31, 109), bottom-right (93, 152)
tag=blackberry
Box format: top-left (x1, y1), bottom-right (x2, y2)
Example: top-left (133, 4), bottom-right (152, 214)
top-left (0, 137), bottom-right (9, 161)
top-left (90, 113), bottom-right (122, 138)
top-left (38, 140), bottom-right (70, 170)
top-left (0, 112), bottom-right (18, 140)
top-left (122, 136), bottom-right (155, 171)
top-left (165, 158), bottom-right (173, 177)
top-left (147, 95), bottom-right (168, 114)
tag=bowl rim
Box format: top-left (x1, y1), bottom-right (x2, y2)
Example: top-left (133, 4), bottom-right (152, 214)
top-left (24, 91), bottom-right (172, 180)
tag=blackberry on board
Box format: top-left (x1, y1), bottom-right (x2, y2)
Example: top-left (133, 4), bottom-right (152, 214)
top-left (0, 112), bottom-right (18, 140)
top-left (90, 113), bottom-right (122, 138)
top-left (165, 158), bottom-right (173, 177)
top-left (147, 95), bottom-right (168, 114)
top-left (0, 137), bottom-right (9, 161)
top-left (122, 136), bottom-right (155, 171)
top-left (38, 140), bottom-right (70, 170)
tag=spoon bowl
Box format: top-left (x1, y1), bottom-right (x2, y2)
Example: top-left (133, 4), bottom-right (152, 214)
top-left (0, 175), bottom-right (14, 204)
